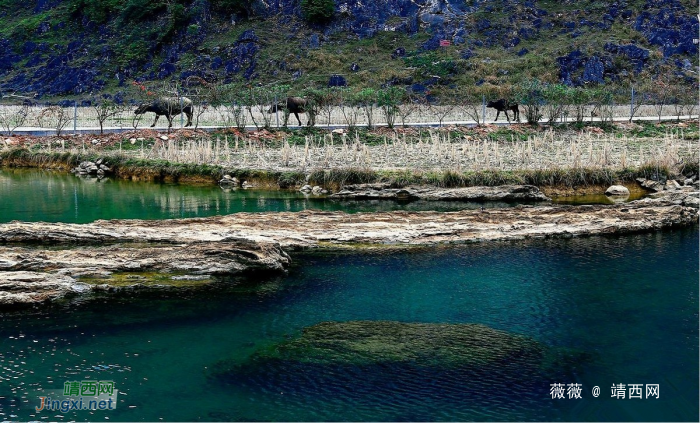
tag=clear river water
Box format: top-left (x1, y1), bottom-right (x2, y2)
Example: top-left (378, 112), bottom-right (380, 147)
top-left (0, 168), bottom-right (642, 223)
top-left (0, 168), bottom-right (697, 422)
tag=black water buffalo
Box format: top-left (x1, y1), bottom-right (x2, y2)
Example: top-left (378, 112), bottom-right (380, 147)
top-left (267, 97), bottom-right (312, 126)
top-left (134, 97), bottom-right (193, 128)
top-left (486, 99), bottom-right (520, 123)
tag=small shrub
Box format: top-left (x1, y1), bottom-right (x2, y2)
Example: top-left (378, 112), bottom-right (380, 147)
top-left (301, 0), bottom-right (335, 24)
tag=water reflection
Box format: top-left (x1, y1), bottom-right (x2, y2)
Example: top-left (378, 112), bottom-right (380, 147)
top-left (1, 168), bottom-right (642, 224)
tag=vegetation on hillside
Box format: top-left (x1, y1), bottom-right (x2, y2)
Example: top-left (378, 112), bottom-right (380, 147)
top-left (0, 0), bottom-right (696, 101)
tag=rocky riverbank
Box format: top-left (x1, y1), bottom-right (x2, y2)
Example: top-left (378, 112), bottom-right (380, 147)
top-left (1, 187), bottom-right (697, 307)
top-left (331, 184), bottom-right (550, 202)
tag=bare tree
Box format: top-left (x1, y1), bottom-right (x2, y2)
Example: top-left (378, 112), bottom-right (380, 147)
top-left (427, 93), bottom-right (458, 127)
top-left (339, 88), bottom-right (360, 130)
top-left (648, 66), bottom-right (675, 122)
top-left (456, 87), bottom-right (485, 126)
top-left (316, 88), bottom-right (341, 128)
top-left (669, 82), bottom-right (696, 122)
top-left (91, 97), bottom-right (125, 135)
top-left (38, 105), bottom-right (72, 136)
top-left (0, 103), bottom-right (31, 136)
top-left (397, 93), bottom-right (421, 127)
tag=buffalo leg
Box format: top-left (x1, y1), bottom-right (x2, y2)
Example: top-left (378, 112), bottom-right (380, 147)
top-left (505, 110), bottom-right (511, 123)
top-left (293, 112), bottom-right (302, 126)
top-left (151, 115), bottom-right (160, 128)
top-left (494, 110), bottom-right (501, 122)
top-left (185, 111), bottom-right (193, 127)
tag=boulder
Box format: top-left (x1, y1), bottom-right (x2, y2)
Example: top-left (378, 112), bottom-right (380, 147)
top-left (605, 185), bottom-right (630, 196)
top-left (311, 186), bottom-right (323, 195)
top-left (300, 184), bottom-right (312, 192)
top-left (218, 175), bottom-right (239, 187)
top-left (639, 179), bottom-right (664, 192)
top-left (665, 180), bottom-right (681, 191)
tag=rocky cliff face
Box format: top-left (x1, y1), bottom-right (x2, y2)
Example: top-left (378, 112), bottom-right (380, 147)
top-left (0, 0), bottom-right (697, 98)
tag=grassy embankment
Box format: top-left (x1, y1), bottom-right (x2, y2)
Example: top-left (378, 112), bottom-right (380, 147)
top-left (1, 122), bottom-right (697, 192)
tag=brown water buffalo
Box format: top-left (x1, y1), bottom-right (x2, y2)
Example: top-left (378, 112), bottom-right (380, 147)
top-left (487, 99), bottom-right (520, 123)
top-left (135, 97), bottom-right (193, 128)
top-left (267, 97), bottom-right (311, 126)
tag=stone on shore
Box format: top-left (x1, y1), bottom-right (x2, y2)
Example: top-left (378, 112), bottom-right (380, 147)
top-left (72, 159), bottom-right (113, 177)
top-left (219, 174), bottom-right (240, 187)
top-left (605, 185), bottom-right (630, 196)
top-left (665, 180), bottom-right (681, 191)
top-left (637, 178), bottom-right (664, 192)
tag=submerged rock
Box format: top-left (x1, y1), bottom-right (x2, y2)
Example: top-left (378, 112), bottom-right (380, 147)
top-left (250, 321), bottom-right (560, 367)
top-left (211, 321), bottom-right (589, 390)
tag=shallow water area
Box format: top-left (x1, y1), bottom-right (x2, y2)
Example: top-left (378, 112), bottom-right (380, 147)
top-left (0, 168), bottom-right (642, 223)
top-left (0, 229), bottom-right (697, 421)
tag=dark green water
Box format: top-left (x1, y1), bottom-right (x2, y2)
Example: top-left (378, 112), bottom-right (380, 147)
top-left (1, 229), bottom-right (698, 421)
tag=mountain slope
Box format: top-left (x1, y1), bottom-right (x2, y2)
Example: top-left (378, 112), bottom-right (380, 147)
top-left (0, 0), bottom-right (697, 99)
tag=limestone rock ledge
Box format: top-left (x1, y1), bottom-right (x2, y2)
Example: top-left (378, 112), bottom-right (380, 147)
top-left (0, 191), bottom-right (695, 249)
top-left (0, 190), bottom-right (696, 307)
top-left (0, 240), bottom-right (290, 307)
top-left (331, 184), bottom-right (551, 202)
top-left (0, 271), bottom-right (90, 306)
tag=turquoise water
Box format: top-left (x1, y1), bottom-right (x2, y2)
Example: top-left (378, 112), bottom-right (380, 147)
top-left (1, 229), bottom-right (697, 421)
top-left (0, 168), bottom-right (635, 224)
top-left (0, 168), bottom-right (526, 223)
